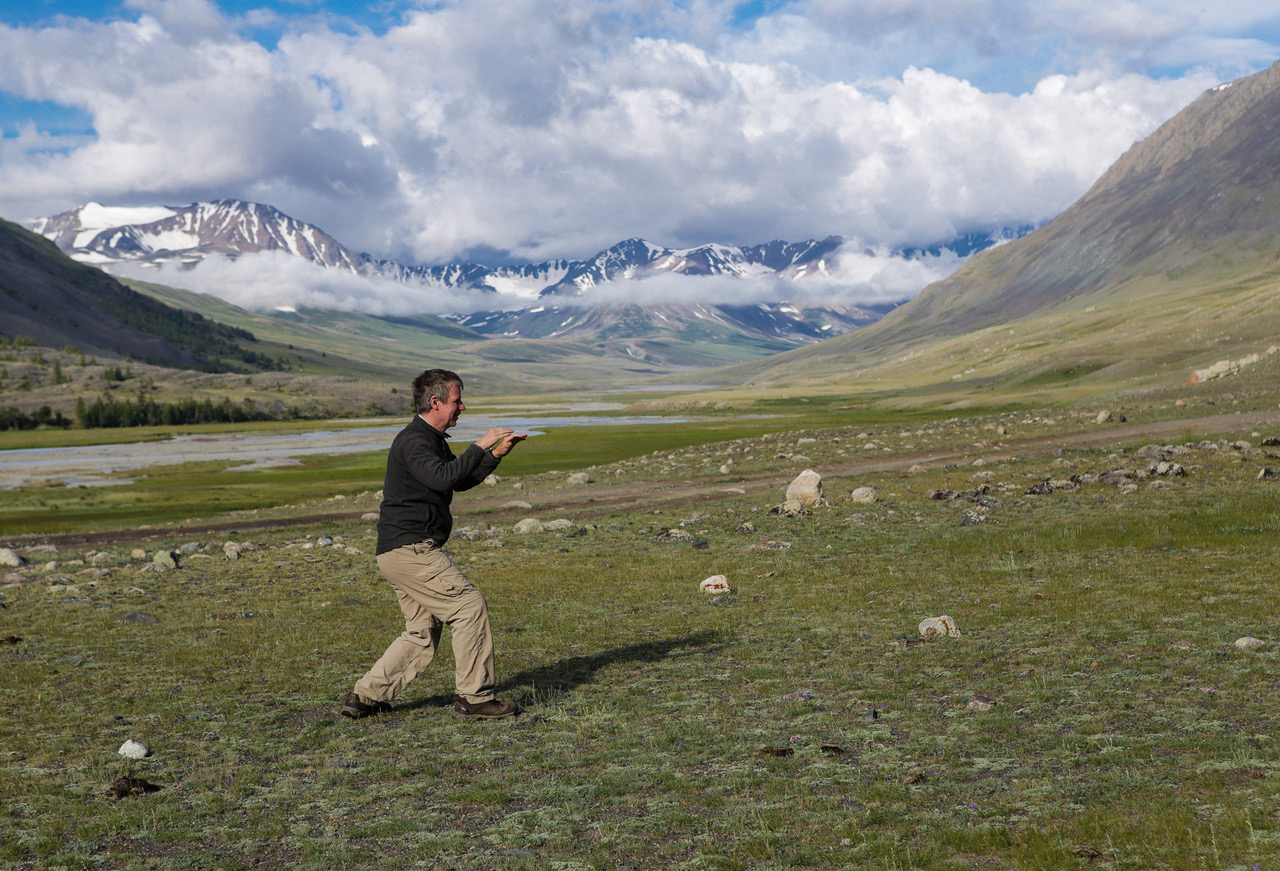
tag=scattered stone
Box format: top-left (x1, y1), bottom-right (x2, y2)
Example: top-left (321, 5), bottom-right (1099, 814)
top-left (784, 469), bottom-right (825, 512)
top-left (1154, 462), bottom-right (1186, 477)
top-left (361, 512), bottom-right (380, 521)
top-left (513, 518), bottom-right (545, 534)
top-left (316, 536), bottom-right (334, 547)
top-left (566, 472), bottom-right (591, 486)
top-left (719, 464), bottom-right (731, 474)
top-left (544, 519), bottom-right (574, 531)
top-left (503, 500), bottom-right (534, 509)
top-left (1175, 399), bottom-right (1186, 407)
top-left (960, 508), bottom-right (990, 526)
top-left (179, 542), bottom-right (201, 554)
top-left (968, 471), bottom-right (995, 482)
top-left (107, 776), bottom-right (162, 798)
top-left (1234, 636), bottom-right (1265, 650)
top-left (908, 464), bottom-right (927, 474)
top-left (117, 612), bottom-right (160, 624)
top-left (967, 695), bottom-right (995, 712)
top-left (850, 486), bottom-right (878, 504)
top-left (0, 548), bottom-right (26, 568)
top-left (734, 521), bottom-right (756, 534)
top-left (223, 542), bottom-right (243, 560)
top-left (90, 552), bottom-right (114, 564)
top-left (927, 489), bottom-right (958, 501)
top-left (749, 540), bottom-right (792, 550)
top-left (919, 615), bottom-right (961, 639)
top-left (152, 551), bottom-right (179, 570)
top-left (118, 739), bottom-right (151, 759)
top-left (1095, 410), bottom-right (1112, 424)
top-left (656, 529), bottom-right (697, 542)
top-left (130, 549), bottom-right (147, 560)
top-left (483, 474), bottom-right (499, 485)
top-left (1147, 480), bottom-right (1179, 491)
top-left (699, 575), bottom-right (731, 595)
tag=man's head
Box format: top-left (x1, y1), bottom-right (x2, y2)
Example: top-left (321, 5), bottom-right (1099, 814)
top-left (413, 369), bottom-right (465, 431)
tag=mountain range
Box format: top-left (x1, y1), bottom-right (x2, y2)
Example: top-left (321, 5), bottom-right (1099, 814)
top-left (713, 59), bottom-right (1280, 400)
top-left (24, 198), bottom-right (1024, 344)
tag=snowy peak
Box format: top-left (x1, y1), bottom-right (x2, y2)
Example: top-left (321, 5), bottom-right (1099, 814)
top-left (27, 199), bottom-right (363, 271)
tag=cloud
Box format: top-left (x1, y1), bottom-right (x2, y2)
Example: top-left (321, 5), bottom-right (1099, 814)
top-left (0, 0), bottom-right (1271, 275)
top-left (114, 252), bottom-right (489, 316)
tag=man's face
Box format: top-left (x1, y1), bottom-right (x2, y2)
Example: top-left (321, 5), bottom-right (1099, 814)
top-left (430, 384), bottom-right (465, 431)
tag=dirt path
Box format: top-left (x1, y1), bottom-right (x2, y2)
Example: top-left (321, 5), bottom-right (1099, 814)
top-left (6, 409), bottom-right (1277, 550)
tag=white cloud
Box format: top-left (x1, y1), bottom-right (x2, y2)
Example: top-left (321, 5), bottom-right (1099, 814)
top-left (114, 252), bottom-right (489, 316)
top-left (0, 0), bottom-right (1273, 280)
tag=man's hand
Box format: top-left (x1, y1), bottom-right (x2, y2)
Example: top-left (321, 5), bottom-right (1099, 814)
top-left (476, 427), bottom-right (514, 450)
top-left (489, 432), bottom-right (527, 458)
top-left (476, 427), bottom-right (527, 458)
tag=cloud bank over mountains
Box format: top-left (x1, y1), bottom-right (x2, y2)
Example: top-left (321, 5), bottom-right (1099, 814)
top-left (1, 0), bottom-right (1276, 277)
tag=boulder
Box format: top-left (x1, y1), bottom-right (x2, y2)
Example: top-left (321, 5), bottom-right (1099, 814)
top-left (0, 548), bottom-right (24, 568)
top-left (785, 469), bottom-right (824, 510)
top-left (1235, 636), bottom-right (1266, 650)
top-left (567, 472), bottom-right (590, 486)
top-left (513, 518), bottom-right (545, 534)
top-left (918, 616), bottom-right (962, 639)
top-left (1095, 410), bottom-right (1112, 424)
top-left (699, 575), bottom-right (731, 595)
top-left (118, 739), bottom-right (150, 759)
top-left (850, 487), bottom-right (878, 504)
top-left (152, 551), bottom-right (179, 570)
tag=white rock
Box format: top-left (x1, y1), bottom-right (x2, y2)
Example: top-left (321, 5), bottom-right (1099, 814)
top-left (361, 512), bottom-right (380, 521)
top-left (699, 575), bottom-right (731, 595)
top-left (543, 519), bottom-right (574, 531)
top-left (1096, 410), bottom-right (1112, 424)
top-left (118, 739), bottom-right (150, 759)
top-left (719, 464), bottom-right (731, 474)
top-left (513, 518), bottom-right (545, 534)
top-left (1235, 636), bottom-right (1266, 650)
top-left (850, 487), bottom-right (878, 504)
top-left (483, 474), bottom-right (499, 486)
top-left (918, 615), bottom-right (962, 639)
top-left (567, 472), bottom-right (590, 486)
top-left (785, 469), bottom-right (824, 508)
top-left (503, 500), bottom-right (534, 510)
top-left (0, 548), bottom-right (24, 568)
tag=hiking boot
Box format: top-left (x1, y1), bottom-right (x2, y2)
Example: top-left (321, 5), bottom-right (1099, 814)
top-left (340, 692), bottom-right (394, 719)
top-left (452, 695), bottom-right (518, 720)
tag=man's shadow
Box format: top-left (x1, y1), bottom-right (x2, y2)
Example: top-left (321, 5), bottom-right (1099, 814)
top-left (401, 629), bottom-right (722, 712)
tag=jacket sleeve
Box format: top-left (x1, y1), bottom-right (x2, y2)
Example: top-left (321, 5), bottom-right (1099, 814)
top-left (402, 434), bottom-right (498, 492)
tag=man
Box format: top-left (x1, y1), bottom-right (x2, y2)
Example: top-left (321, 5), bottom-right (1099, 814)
top-left (342, 368), bottom-right (527, 721)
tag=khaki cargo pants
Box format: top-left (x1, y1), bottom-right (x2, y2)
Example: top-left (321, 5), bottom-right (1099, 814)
top-left (353, 540), bottom-right (496, 705)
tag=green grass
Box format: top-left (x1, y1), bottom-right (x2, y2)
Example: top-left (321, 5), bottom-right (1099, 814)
top-left (2, 413), bottom-right (1279, 869)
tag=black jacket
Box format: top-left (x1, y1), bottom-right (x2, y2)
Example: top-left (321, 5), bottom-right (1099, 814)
top-left (375, 415), bottom-right (500, 554)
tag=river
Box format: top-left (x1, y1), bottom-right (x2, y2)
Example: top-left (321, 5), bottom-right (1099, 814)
top-left (0, 410), bottom-right (685, 489)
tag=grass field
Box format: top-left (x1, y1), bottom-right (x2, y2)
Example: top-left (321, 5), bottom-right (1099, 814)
top-left (3, 408), bottom-right (1280, 869)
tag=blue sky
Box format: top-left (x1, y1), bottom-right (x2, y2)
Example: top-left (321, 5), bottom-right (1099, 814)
top-left (2, 0), bottom-right (1279, 290)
